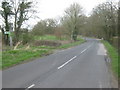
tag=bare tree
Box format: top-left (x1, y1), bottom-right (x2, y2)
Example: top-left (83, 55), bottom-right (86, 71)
top-left (12, 0), bottom-right (35, 44)
top-left (118, 1), bottom-right (120, 51)
top-left (62, 3), bottom-right (83, 41)
top-left (0, 1), bottom-right (13, 45)
top-left (88, 1), bottom-right (118, 42)
top-left (32, 19), bottom-right (57, 36)
top-left (0, 0), bottom-right (36, 45)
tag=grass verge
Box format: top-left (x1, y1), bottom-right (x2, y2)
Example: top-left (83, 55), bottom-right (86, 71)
top-left (2, 37), bottom-right (85, 69)
top-left (2, 49), bottom-right (50, 69)
top-left (102, 40), bottom-right (119, 78)
top-left (0, 51), bottom-right (1, 69)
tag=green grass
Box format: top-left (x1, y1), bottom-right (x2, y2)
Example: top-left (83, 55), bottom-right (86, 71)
top-left (2, 44), bottom-right (55, 69)
top-left (34, 35), bottom-right (67, 41)
top-left (58, 38), bottom-right (85, 49)
top-left (2, 49), bottom-right (50, 69)
top-left (102, 40), bottom-right (119, 77)
top-left (0, 51), bottom-right (2, 69)
top-left (2, 37), bottom-right (85, 69)
top-left (0, 32), bottom-right (2, 38)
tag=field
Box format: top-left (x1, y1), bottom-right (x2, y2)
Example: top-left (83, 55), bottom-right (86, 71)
top-left (34, 35), bottom-right (67, 41)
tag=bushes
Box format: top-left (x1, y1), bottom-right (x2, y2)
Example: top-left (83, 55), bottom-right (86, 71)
top-left (112, 37), bottom-right (118, 49)
top-left (21, 33), bottom-right (34, 45)
top-left (34, 40), bottom-right (61, 47)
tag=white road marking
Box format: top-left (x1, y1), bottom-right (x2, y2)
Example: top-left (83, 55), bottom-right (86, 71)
top-left (58, 43), bottom-right (93, 69)
top-left (27, 84), bottom-right (35, 89)
top-left (58, 56), bottom-right (77, 69)
top-left (80, 48), bottom-right (87, 54)
top-left (80, 44), bottom-right (93, 54)
top-left (88, 43), bottom-right (93, 49)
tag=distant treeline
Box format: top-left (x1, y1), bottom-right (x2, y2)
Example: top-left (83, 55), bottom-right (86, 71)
top-left (0, 0), bottom-right (119, 50)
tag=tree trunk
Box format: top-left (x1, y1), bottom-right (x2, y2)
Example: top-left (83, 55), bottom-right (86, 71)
top-left (118, 4), bottom-right (120, 52)
top-left (1, 28), bottom-right (5, 45)
top-left (14, 11), bottom-right (19, 44)
top-left (5, 14), bottom-right (9, 45)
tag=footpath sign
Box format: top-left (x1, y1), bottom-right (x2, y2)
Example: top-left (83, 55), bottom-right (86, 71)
top-left (4, 31), bottom-right (10, 35)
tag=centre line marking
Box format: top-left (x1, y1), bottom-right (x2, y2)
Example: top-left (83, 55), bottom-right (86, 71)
top-left (27, 84), bottom-right (35, 89)
top-left (80, 44), bottom-right (93, 54)
top-left (58, 56), bottom-right (77, 69)
top-left (58, 43), bottom-right (93, 70)
top-left (81, 49), bottom-right (87, 54)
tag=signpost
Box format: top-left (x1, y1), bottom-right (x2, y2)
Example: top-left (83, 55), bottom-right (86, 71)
top-left (4, 23), bottom-right (13, 47)
top-left (4, 31), bottom-right (10, 35)
top-left (9, 23), bottom-right (13, 47)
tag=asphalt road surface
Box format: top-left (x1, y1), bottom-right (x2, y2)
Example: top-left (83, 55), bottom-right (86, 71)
top-left (2, 38), bottom-right (113, 88)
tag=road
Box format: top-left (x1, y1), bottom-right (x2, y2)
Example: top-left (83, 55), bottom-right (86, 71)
top-left (2, 38), bottom-right (113, 88)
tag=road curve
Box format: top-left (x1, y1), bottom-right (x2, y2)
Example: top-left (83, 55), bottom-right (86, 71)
top-left (2, 38), bottom-right (113, 88)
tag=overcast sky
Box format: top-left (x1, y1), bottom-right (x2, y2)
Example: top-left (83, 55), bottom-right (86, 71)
top-left (37, 0), bottom-right (107, 19)
top-left (0, 0), bottom-right (119, 29)
top-left (25, 0), bottom-right (108, 28)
